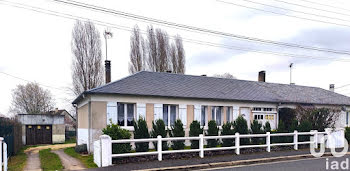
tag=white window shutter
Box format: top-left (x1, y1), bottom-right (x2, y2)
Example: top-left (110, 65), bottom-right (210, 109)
top-left (154, 104), bottom-right (163, 120)
top-left (136, 103), bottom-right (146, 121)
top-left (107, 102), bottom-right (118, 124)
top-left (194, 105), bottom-right (201, 122)
top-left (179, 104), bottom-right (187, 126)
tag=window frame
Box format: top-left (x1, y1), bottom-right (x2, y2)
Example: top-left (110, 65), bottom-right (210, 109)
top-left (163, 104), bottom-right (178, 128)
top-left (211, 106), bottom-right (223, 126)
top-left (226, 106), bottom-right (232, 123)
top-left (117, 102), bottom-right (136, 127)
top-left (201, 105), bottom-right (207, 127)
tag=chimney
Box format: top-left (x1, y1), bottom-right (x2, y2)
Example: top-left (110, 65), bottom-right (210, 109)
top-left (330, 84), bottom-right (335, 92)
top-left (55, 108), bottom-right (58, 113)
top-left (201, 74), bottom-right (207, 76)
top-left (166, 70), bottom-right (172, 73)
top-left (258, 71), bottom-right (266, 82)
top-left (105, 60), bottom-right (111, 84)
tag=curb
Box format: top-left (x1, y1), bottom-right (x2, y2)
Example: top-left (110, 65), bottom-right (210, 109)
top-left (137, 152), bottom-right (335, 171)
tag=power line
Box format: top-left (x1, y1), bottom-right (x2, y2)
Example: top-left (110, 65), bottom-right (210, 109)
top-left (269, 0), bottom-right (350, 17)
top-left (47, 0), bottom-right (350, 56)
top-left (335, 84), bottom-right (350, 89)
top-left (0, 71), bottom-right (68, 92)
top-left (217, 0), bottom-right (350, 28)
top-left (238, 0), bottom-right (350, 23)
top-left (3, 0), bottom-right (350, 63)
top-left (298, 0), bottom-right (350, 13)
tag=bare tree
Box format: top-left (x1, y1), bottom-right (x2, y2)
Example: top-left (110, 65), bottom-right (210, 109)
top-left (10, 82), bottom-right (55, 114)
top-left (146, 26), bottom-right (158, 72)
top-left (130, 25), bottom-right (186, 74)
top-left (175, 35), bottom-right (185, 74)
top-left (213, 73), bottom-right (236, 79)
top-left (71, 20), bottom-right (104, 95)
top-left (155, 28), bottom-right (170, 72)
top-left (129, 25), bottom-right (146, 74)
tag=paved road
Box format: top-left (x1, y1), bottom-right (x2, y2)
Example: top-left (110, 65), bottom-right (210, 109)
top-left (206, 154), bottom-right (350, 171)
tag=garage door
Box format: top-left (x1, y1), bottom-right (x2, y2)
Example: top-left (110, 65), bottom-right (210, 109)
top-left (26, 125), bottom-right (52, 145)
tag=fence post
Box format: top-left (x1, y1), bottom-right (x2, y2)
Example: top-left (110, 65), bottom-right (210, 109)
top-left (199, 134), bottom-right (204, 158)
top-left (157, 135), bottom-right (162, 161)
top-left (0, 137), bottom-right (3, 171)
top-left (235, 132), bottom-right (240, 155)
top-left (100, 135), bottom-right (112, 167)
top-left (266, 132), bottom-right (271, 152)
top-left (314, 130), bottom-right (318, 149)
top-left (3, 143), bottom-right (7, 171)
top-left (294, 130), bottom-right (298, 150)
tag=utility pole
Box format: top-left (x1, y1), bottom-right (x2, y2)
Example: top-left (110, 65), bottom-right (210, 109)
top-left (289, 63), bottom-right (293, 84)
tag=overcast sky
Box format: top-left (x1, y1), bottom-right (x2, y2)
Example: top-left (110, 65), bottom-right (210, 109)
top-left (1, 0), bottom-right (350, 117)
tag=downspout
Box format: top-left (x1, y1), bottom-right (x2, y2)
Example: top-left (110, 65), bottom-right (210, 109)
top-left (88, 99), bottom-right (92, 153)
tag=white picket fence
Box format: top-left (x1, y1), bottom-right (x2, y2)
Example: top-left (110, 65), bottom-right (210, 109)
top-left (94, 128), bottom-right (344, 167)
top-left (0, 137), bottom-right (8, 171)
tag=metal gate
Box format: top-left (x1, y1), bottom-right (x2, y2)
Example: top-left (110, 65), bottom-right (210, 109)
top-left (26, 125), bottom-right (52, 145)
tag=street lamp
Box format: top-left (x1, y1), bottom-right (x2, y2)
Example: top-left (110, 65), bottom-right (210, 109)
top-left (104, 28), bottom-right (113, 84)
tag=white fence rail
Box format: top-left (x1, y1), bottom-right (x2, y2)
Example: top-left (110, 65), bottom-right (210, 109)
top-left (94, 128), bottom-right (344, 167)
top-left (0, 137), bottom-right (8, 171)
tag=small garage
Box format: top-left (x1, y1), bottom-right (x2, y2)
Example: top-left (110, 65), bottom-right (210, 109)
top-left (17, 114), bottom-right (65, 145)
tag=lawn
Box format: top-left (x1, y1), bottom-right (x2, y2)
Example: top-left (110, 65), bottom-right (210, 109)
top-left (39, 148), bottom-right (63, 171)
top-left (7, 147), bottom-right (27, 171)
top-left (64, 147), bottom-right (98, 168)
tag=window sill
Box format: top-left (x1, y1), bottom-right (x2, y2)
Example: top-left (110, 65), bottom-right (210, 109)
top-left (120, 126), bottom-right (134, 131)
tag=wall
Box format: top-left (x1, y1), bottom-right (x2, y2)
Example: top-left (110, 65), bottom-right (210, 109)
top-left (52, 124), bottom-right (65, 143)
top-left (77, 103), bottom-right (89, 145)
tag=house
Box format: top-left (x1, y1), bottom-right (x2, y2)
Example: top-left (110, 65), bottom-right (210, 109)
top-left (17, 114), bottom-right (65, 145)
top-left (49, 108), bottom-right (76, 132)
top-left (72, 71), bottom-right (350, 152)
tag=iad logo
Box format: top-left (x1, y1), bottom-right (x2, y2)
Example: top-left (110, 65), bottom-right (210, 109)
top-left (310, 133), bottom-right (348, 158)
top-left (310, 132), bottom-right (349, 170)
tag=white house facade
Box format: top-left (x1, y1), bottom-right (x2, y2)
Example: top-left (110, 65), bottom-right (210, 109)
top-left (72, 71), bottom-right (350, 152)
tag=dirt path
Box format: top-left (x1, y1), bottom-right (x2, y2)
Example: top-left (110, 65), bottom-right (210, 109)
top-left (24, 151), bottom-right (41, 171)
top-left (53, 149), bottom-right (86, 170)
top-left (24, 143), bottom-right (76, 171)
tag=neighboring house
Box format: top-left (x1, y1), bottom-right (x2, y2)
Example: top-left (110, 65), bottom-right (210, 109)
top-left (17, 114), bottom-right (65, 145)
top-left (49, 108), bottom-right (76, 131)
top-left (72, 71), bottom-right (350, 152)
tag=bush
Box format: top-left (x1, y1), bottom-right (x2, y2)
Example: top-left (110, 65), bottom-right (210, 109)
top-left (234, 116), bottom-right (249, 145)
top-left (272, 121), bottom-right (291, 143)
top-left (250, 120), bottom-right (263, 144)
top-left (189, 120), bottom-right (203, 149)
top-left (345, 127), bottom-right (350, 144)
top-left (75, 144), bottom-right (87, 153)
top-left (289, 119), bottom-right (299, 132)
top-left (221, 122), bottom-right (235, 147)
top-left (206, 120), bottom-right (219, 148)
top-left (170, 119), bottom-right (185, 150)
top-left (133, 117), bottom-right (150, 152)
top-left (263, 121), bottom-right (271, 133)
top-left (102, 121), bottom-right (131, 154)
top-left (151, 119), bottom-right (168, 150)
top-left (297, 120), bottom-right (313, 142)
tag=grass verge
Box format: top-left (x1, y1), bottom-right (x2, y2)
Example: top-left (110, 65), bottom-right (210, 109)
top-left (64, 147), bottom-right (98, 168)
top-left (8, 147), bottom-right (28, 171)
top-left (39, 148), bottom-right (63, 171)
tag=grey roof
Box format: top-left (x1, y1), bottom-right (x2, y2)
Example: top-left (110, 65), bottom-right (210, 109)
top-left (73, 71), bottom-right (350, 106)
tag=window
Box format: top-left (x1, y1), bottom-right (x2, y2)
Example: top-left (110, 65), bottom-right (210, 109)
top-left (263, 108), bottom-right (273, 112)
top-left (201, 106), bottom-right (207, 126)
top-left (117, 103), bottom-right (135, 126)
top-left (163, 104), bottom-right (177, 127)
top-left (253, 107), bottom-right (262, 111)
top-left (226, 107), bottom-right (232, 122)
top-left (347, 112), bottom-right (349, 125)
top-left (254, 114), bottom-right (264, 120)
top-left (211, 106), bottom-right (222, 126)
top-left (265, 115), bottom-right (274, 120)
